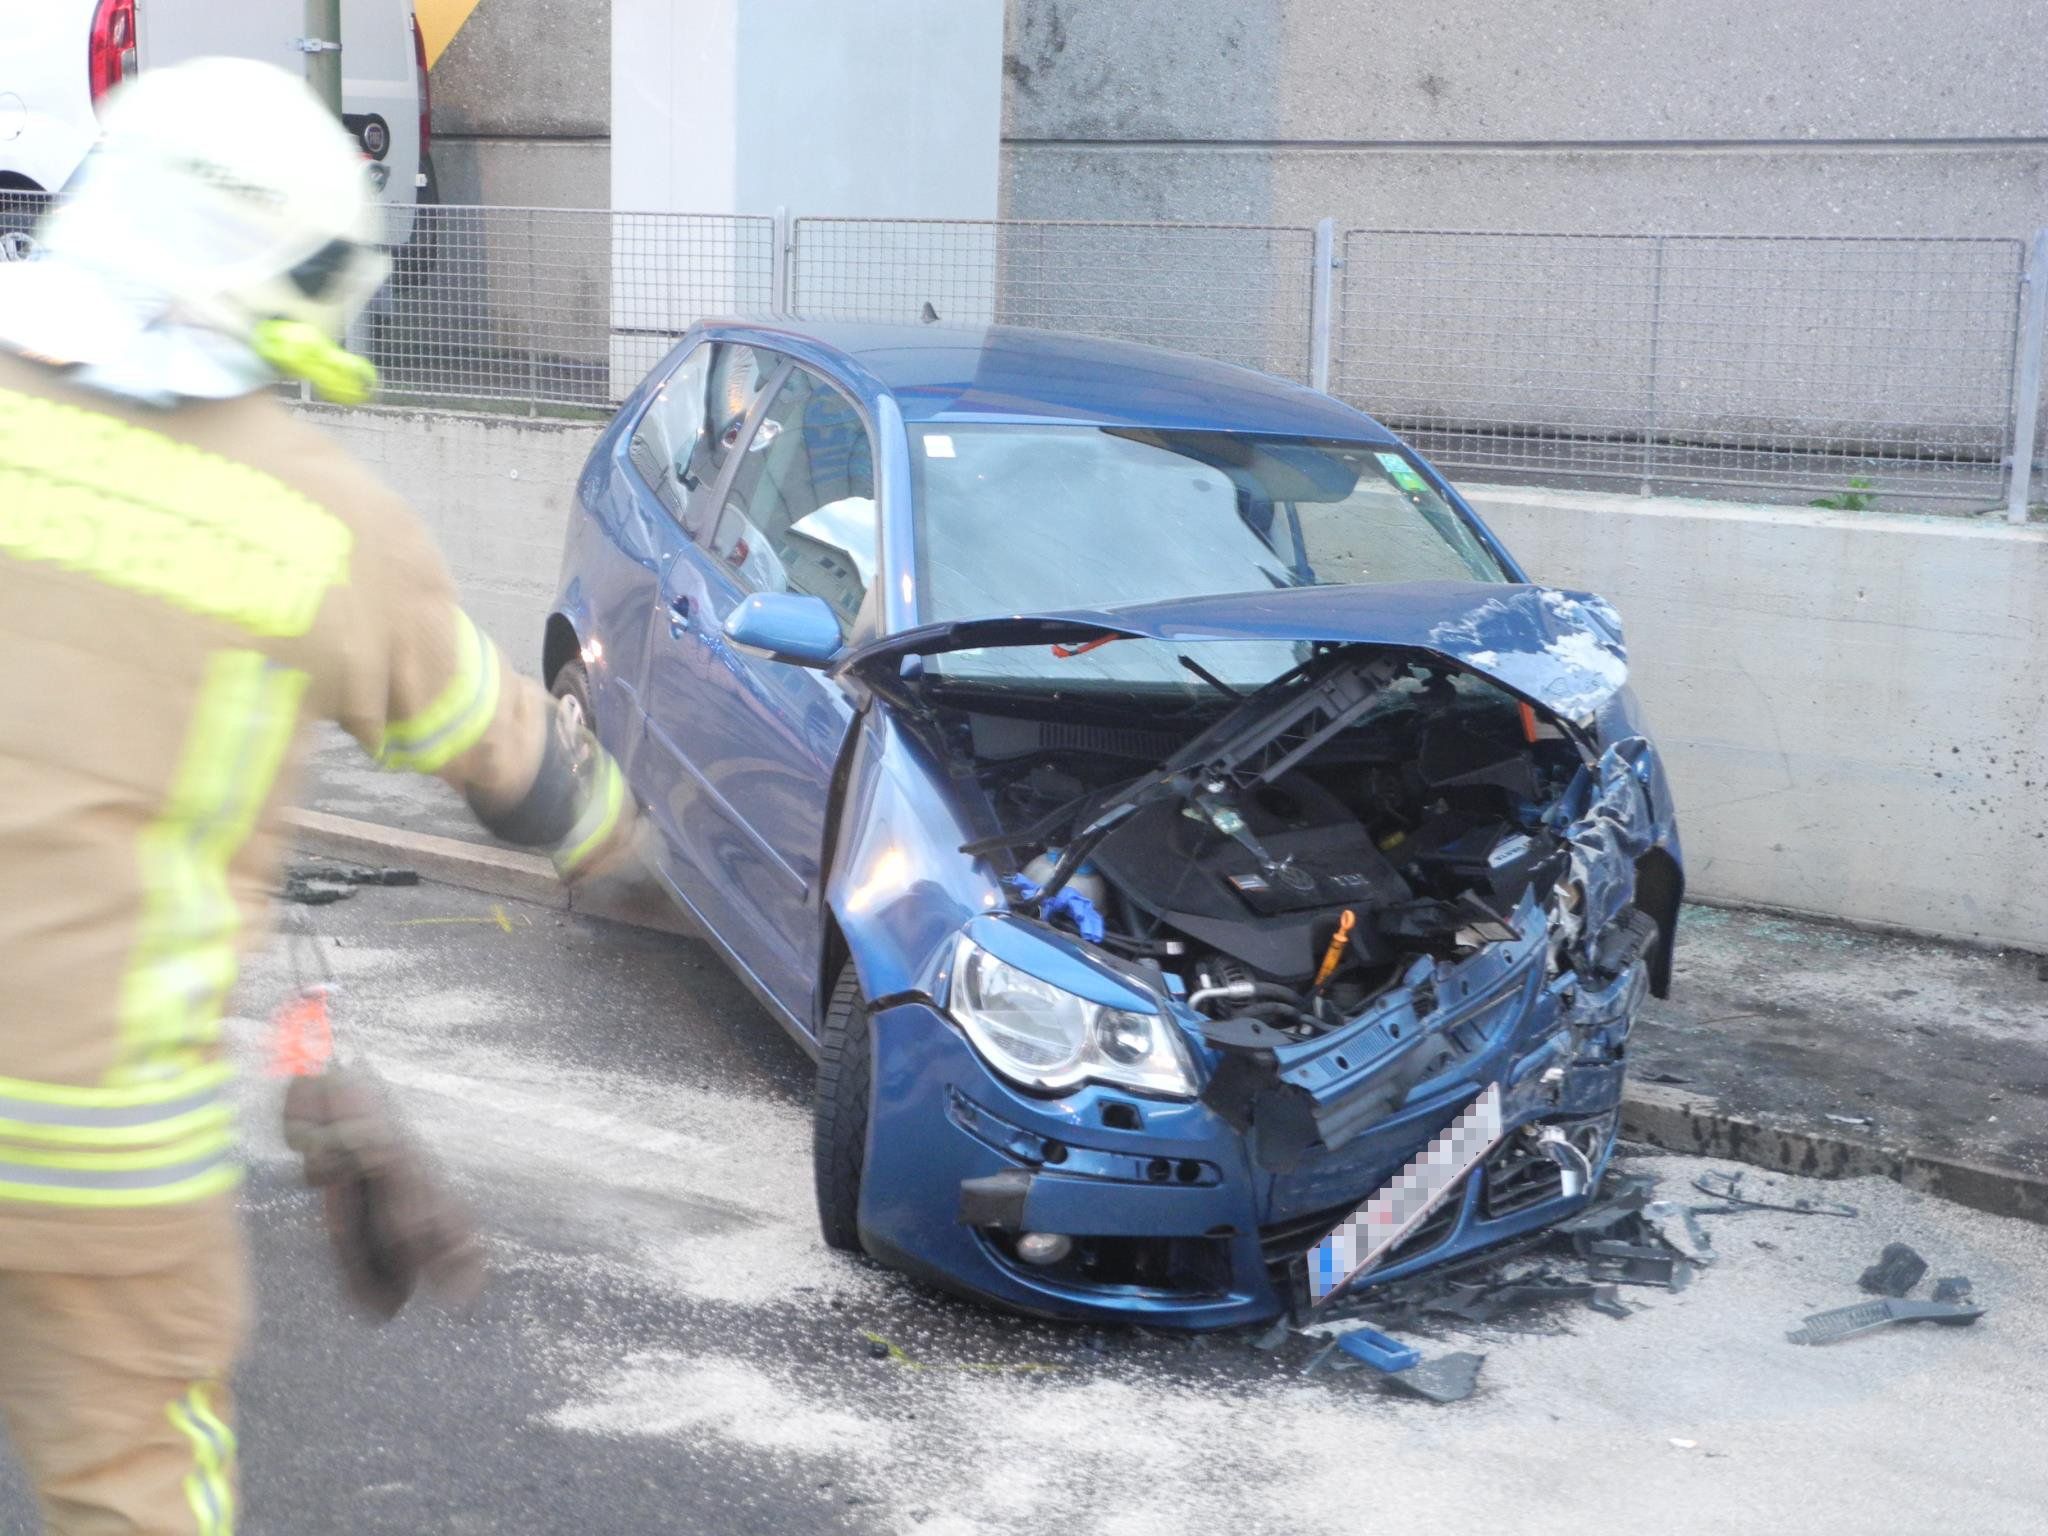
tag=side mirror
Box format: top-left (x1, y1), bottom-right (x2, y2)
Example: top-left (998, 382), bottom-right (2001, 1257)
top-left (723, 591), bottom-right (843, 667)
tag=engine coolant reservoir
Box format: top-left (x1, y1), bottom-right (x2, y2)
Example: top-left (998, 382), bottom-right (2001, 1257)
top-left (1024, 851), bottom-right (1108, 911)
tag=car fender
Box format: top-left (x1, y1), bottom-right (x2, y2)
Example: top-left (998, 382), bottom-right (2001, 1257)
top-left (825, 706), bottom-right (1003, 1010)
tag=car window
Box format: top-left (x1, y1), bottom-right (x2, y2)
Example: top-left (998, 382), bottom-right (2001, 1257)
top-left (627, 342), bottom-right (772, 536)
top-left (708, 365), bottom-right (878, 634)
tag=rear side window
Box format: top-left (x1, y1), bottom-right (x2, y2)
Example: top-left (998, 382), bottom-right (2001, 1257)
top-left (709, 366), bottom-right (877, 634)
top-left (627, 342), bottom-right (771, 535)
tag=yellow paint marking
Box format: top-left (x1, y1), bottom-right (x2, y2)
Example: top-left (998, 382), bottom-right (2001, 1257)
top-left (416, 0), bottom-right (487, 67)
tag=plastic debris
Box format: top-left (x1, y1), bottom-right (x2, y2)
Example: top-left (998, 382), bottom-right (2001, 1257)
top-left (1858, 1243), bottom-right (1930, 1298)
top-left (1786, 1297), bottom-right (1984, 1345)
top-left (1692, 1169), bottom-right (1858, 1218)
top-left (281, 863), bottom-right (421, 905)
top-left (280, 872), bottom-right (355, 905)
top-left (1932, 1276), bottom-right (1974, 1304)
top-left (1381, 1351), bottom-right (1484, 1404)
top-left (1335, 1327), bottom-right (1421, 1373)
top-left (1642, 1201), bottom-right (1715, 1265)
top-left (1250, 1316), bottom-right (1295, 1352)
top-left (1587, 1284), bottom-right (1631, 1319)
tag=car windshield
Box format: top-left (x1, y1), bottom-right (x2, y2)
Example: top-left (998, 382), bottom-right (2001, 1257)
top-left (908, 425), bottom-right (1507, 691)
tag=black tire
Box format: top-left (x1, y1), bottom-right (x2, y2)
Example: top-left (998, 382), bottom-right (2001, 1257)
top-left (549, 656), bottom-right (593, 733)
top-left (813, 964), bottom-right (872, 1254)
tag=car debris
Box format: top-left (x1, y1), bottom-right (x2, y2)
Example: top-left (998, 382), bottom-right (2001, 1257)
top-left (280, 863), bottom-right (421, 905)
top-left (1334, 1327), bottom-right (1422, 1373)
top-left (1642, 1200), bottom-right (1715, 1265)
top-left (1858, 1242), bottom-right (1930, 1298)
top-left (1786, 1297), bottom-right (1984, 1345)
top-left (1380, 1351), bottom-right (1485, 1404)
top-left (1692, 1170), bottom-right (1858, 1218)
top-left (1932, 1276), bottom-right (1974, 1304)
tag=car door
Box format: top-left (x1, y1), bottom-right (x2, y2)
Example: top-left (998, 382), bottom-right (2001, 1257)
top-left (639, 358), bottom-right (879, 1024)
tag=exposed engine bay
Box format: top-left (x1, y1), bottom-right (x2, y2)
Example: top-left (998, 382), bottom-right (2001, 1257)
top-left (944, 645), bottom-right (1662, 1047)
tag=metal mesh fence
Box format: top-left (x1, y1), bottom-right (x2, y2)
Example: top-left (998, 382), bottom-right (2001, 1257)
top-left (4, 186), bottom-right (2038, 511)
top-left (1335, 229), bottom-right (2027, 504)
top-left (791, 217), bottom-right (1318, 382)
top-left (364, 205), bottom-right (775, 409)
top-left (0, 195), bottom-right (776, 411)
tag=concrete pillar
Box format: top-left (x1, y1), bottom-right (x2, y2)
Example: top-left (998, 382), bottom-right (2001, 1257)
top-left (610, 0), bottom-right (1003, 385)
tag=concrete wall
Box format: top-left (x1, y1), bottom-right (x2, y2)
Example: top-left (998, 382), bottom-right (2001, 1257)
top-left (1001, 1), bottom-right (2048, 238)
top-left (1475, 487), bottom-right (2048, 950)
top-left (300, 405), bottom-right (2048, 949)
top-left (293, 404), bottom-right (599, 675)
top-left (428, 0), bottom-right (610, 209)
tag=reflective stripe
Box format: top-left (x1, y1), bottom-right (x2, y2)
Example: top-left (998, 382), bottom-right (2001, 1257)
top-left (116, 652), bottom-right (308, 1087)
top-left (0, 388), bottom-right (352, 637)
top-left (0, 1158), bottom-right (239, 1208)
top-left (378, 610), bottom-right (503, 774)
top-left (0, 1060), bottom-right (230, 1114)
top-left (0, 1125), bottom-right (232, 1171)
top-left (0, 1103), bottom-right (232, 1149)
top-left (552, 751), bottom-right (625, 878)
top-left (168, 1383), bottom-right (236, 1536)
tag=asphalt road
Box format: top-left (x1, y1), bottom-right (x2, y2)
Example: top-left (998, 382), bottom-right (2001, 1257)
top-left (4, 879), bottom-right (2045, 1535)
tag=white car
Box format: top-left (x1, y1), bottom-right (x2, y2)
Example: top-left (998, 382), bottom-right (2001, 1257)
top-left (0, 0), bottom-right (431, 242)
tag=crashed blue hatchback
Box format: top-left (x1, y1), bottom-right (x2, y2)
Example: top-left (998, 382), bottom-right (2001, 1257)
top-left (545, 320), bottom-right (1683, 1328)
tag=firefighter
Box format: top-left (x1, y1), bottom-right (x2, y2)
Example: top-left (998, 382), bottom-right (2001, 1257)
top-left (0, 58), bottom-right (635, 1535)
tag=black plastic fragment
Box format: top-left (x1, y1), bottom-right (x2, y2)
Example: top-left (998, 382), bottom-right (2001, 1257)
top-left (956, 1169), bottom-right (1033, 1230)
top-left (1692, 1170), bottom-right (1858, 1218)
top-left (280, 873), bottom-right (355, 905)
top-left (1932, 1276), bottom-right (1974, 1304)
top-left (1787, 1297), bottom-right (1984, 1345)
top-left (1381, 1351), bottom-right (1484, 1404)
top-left (1858, 1243), bottom-right (1930, 1298)
top-left (1587, 1284), bottom-right (1631, 1319)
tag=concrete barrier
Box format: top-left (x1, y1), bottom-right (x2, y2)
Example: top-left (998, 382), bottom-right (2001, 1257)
top-left (297, 403), bottom-right (2048, 949)
top-left (1473, 487), bottom-right (2048, 950)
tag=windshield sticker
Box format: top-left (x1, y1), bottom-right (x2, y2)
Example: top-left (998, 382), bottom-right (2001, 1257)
top-left (1375, 452), bottom-right (1430, 495)
top-left (924, 433), bottom-right (956, 459)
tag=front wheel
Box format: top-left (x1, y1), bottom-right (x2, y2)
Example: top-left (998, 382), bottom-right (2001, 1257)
top-left (812, 964), bottom-right (872, 1253)
top-left (549, 656), bottom-right (593, 735)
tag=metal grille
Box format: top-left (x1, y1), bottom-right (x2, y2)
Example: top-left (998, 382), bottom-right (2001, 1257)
top-left (364, 205), bottom-right (775, 410)
top-left (1336, 229), bottom-right (2027, 504)
top-left (791, 217), bottom-right (1318, 382)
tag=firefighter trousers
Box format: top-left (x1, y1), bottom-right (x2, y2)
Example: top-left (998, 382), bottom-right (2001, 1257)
top-left (0, 1204), bottom-right (247, 1536)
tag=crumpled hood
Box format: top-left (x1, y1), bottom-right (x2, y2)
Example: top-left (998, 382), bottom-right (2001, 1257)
top-left (838, 581), bottom-right (1630, 726)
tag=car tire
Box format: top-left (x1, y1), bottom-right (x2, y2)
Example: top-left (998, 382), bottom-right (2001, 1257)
top-left (550, 656), bottom-right (593, 736)
top-left (813, 963), bottom-right (872, 1254)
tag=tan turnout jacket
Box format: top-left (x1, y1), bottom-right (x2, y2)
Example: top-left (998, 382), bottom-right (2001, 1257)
top-left (0, 351), bottom-right (610, 1270)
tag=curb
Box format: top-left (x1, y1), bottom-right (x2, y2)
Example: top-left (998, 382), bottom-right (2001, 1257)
top-left (290, 809), bottom-right (2048, 1229)
top-left (284, 808), bottom-right (693, 936)
top-left (1620, 1081), bottom-right (2047, 1228)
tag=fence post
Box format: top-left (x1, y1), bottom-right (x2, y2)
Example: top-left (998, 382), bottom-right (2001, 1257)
top-left (1308, 218), bottom-right (1337, 393)
top-left (773, 206), bottom-right (794, 317)
top-left (2006, 228), bottom-right (2048, 525)
top-left (1640, 235), bottom-right (1668, 497)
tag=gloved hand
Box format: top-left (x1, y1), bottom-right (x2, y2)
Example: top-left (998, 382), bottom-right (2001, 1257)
top-left (281, 1066), bottom-right (485, 1322)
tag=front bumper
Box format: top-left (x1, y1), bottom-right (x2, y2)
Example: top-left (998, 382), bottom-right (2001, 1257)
top-left (857, 947), bottom-right (1640, 1329)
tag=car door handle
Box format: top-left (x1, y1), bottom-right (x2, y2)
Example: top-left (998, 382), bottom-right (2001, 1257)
top-left (668, 595), bottom-right (692, 636)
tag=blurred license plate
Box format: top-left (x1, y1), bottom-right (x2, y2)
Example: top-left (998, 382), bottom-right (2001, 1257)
top-left (1307, 1082), bottom-right (1506, 1306)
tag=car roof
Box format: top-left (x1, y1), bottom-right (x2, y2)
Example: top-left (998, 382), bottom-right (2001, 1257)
top-left (696, 319), bottom-right (1400, 441)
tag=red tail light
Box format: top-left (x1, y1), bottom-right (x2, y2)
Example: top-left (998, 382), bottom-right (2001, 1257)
top-left (412, 17), bottom-right (432, 165)
top-left (88, 0), bottom-right (139, 108)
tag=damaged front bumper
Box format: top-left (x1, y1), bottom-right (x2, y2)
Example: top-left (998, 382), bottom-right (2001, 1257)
top-left (855, 905), bottom-right (1653, 1329)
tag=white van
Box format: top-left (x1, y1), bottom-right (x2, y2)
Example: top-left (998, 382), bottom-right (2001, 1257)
top-left (0, 0), bottom-right (431, 240)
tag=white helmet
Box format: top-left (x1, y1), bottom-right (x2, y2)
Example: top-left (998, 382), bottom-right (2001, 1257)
top-left (8, 57), bottom-right (391, 401)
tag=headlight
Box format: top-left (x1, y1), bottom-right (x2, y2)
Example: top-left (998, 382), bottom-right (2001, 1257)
top-left (948, 935), bottom-right (1196, 1098)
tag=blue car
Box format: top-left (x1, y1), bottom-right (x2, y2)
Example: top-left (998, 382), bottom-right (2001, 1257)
top-left (544, 320), bottom-right (1683, 1329)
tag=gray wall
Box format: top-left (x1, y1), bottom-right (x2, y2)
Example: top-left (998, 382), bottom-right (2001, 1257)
top-left (429, 0), bottom-right (610, 209)
top-left (1001, 1), bottom-right (2048, 236)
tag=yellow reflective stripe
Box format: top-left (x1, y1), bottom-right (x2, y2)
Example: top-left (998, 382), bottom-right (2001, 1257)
top-left (0, 388), bottom-right (352, 637)
top-left (378, 611), bottom-right (504, 774)
top-left (0, 1125), bottom-right (232, 1171)
top-left (168, 1384), bottom-right (235, 1536)
top-left (0, 1060), bottom-right (230, 1108)
top-left (0, 1103), bottom-right (232, 1149)
top-left (114, 652), bottom-right (308, 1088)
top-left (553, 752), bottom-right (625, 877)
top-left (0, 1161), bottom-right (240, 1209)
